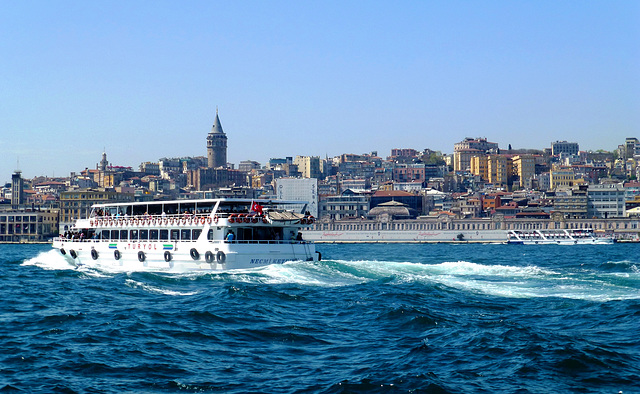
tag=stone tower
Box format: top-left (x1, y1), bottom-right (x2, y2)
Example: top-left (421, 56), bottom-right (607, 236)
top-left (98, 150), bottom-right (109, 171)
top-left (11, 170), bottom-right (23, 209)
top-left (207, 109), bottom-right (227, 168)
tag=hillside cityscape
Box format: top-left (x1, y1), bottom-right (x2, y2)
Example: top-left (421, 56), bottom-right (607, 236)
top-left (2, 111), bottom-right (640, 242)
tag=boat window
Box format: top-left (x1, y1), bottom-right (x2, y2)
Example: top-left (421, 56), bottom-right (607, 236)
top-left (192, 229), bottom-right (202, 240)
top-left (139, 230), bottom-right (149, 240)
top-left (146, 205), bottom-right (161, 216)
top-left (159, 229), bottom-right (169, 241)
top-left (180, 203), bottom-right (196, 215)
top-left (132, 205), bottom-right (147, 216)
top-left (207, 229), bottom-right (215, 241)
top-left (119, 230), bottom-right (128, 240)
top-left (149, 229), bottom-right (159, 240)
top-left (170, 229), bottom-right (180, 241)
top-left (181, 229), bottom-right (191, 240)
top-left (129, 230), bottom-right (138, 240)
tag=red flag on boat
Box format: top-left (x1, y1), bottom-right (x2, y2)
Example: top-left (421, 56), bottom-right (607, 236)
top-left (251, 201), bottom-right (263, 215)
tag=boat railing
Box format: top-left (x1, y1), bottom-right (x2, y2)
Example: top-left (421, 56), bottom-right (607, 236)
top-left (89, 211), bottom-right (261, 220)
top-left (53, 237), bottom-right (311, 245)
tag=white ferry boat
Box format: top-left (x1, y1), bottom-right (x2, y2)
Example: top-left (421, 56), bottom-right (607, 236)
top-left (506, 229), bottom-right (615, 245)
top-left (52, 199), bottom-right (320, 271)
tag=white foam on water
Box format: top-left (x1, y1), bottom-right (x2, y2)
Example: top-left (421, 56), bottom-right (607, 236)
top-left (21, 251), bottom-right (639, 301)
top-left (257, 259), bottom-right (640, 302)
top-left (124, 278), bottom-right (200, 296)
top-left (21, 249), bottom-right (77, 271)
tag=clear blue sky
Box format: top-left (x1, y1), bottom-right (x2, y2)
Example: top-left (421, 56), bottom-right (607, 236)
top-left (1, 1), bottom-right (639, 182)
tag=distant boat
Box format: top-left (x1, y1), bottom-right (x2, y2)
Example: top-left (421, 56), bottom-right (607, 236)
top-left (52, 198), bottom-right (319, 271)
top-left (506, 229), bottom-right (615, 245)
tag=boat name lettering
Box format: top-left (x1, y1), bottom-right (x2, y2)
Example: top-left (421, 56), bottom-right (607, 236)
top-left (126, 243), bottom-right (158, 250)
top-left (250, 258), bottom-right (290, 265)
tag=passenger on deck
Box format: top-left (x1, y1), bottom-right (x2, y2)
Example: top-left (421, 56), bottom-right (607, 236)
top-left (225, 231), bottom-right (235, 243)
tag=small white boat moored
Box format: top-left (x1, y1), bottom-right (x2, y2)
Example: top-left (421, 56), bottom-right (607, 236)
top-left (52, 198), bottom-right (320, 272)
top-left (506, 229), bottom-right (615, 245)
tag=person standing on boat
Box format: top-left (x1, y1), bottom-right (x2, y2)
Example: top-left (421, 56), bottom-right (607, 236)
top-left (225, 230), bottom-right (235, 243)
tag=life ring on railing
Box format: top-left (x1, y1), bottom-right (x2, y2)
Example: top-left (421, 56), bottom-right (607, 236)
top-left (190, 248), bottom-right (200, 260)
top-left (251, 216), bottom-right (258, 223)
top-left (262, 217), bottom-right (268, 223)
top-left (210, 216), bottom-right (216, 224)
top-left (90, 220), bottom-right (94, 226)
top-left (300, 218), bottom-right (307, 224)
top-left (308, 217), bottom-right (314, 224)
top-left (201, 217), bottom-right (206, 225)
top-left (243, 216), bottom-right (250, 223)
top-left (228, 215), bottom-right (236, 223)
top-left (205, 251), bottom-right (214, 263)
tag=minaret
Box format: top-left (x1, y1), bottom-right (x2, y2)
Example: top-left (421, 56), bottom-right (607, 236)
top-left (207, 108), bottom-right (228, 168)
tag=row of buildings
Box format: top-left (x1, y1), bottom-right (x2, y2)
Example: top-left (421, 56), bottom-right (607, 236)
top-left (2, 111), bottom-right (640, 242)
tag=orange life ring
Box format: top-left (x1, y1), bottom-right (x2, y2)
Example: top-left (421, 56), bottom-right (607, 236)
top-left (229, 217), bottom-right (235, 223)
top-left (243, 217), bottom-right (250, 223)
top-left (210, 216), bottom-right (216, 224)
top-left (300, 218), bottom-right (307, 224)
top-left (262, 217), bottom-right (268, 223)
top-left (251, 217), bottom-right (258, 223)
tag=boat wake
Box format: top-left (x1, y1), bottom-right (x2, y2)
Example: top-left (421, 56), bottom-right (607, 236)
top-left (23, 250), bottom-right (639, 301)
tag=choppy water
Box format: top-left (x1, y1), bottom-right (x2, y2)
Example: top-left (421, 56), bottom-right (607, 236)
top-left (2, 243), bottom-right (639, 393)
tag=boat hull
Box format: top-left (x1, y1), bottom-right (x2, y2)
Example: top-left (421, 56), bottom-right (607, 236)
top-left (53, 239), bottom-right (318, 272)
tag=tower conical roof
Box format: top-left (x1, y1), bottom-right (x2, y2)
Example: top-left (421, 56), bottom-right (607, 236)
top-left (210, 110), bottom-right (225, 135)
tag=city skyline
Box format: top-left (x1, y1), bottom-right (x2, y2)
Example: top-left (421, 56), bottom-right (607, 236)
top-left (2, 1), bottom-right (638, 181)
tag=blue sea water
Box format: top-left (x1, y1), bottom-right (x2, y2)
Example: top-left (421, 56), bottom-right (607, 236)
top-left (1, 243), bottom-right (639, 393)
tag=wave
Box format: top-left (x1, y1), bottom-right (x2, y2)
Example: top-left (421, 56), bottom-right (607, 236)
top-left (22, 250), bottom-right (639, 301)
top-left (22, 249), bottom-right (77, 271)
top-left (232, 259), bottom-right (640, 301)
